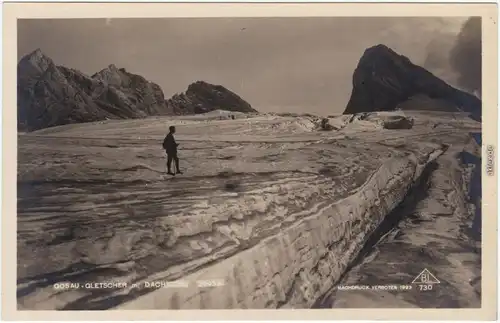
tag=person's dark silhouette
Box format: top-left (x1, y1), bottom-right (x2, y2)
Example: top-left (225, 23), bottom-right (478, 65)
top-left (162, 126), bottom-right (182, 175)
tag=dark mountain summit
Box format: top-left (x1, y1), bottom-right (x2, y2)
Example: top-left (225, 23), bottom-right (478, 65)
top-left (17, 50), bottom-right (255, 131)
top-left (343, 44), bottom-right (481, 121)
top-left (166, 81), bottom-right (257, 115)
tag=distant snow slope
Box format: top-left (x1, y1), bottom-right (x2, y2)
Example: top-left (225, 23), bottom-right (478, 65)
top-left (17, 110), bottom-right (481, 310)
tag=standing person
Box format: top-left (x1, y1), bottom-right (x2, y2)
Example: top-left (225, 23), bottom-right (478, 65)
top-left (162, 126), bottom-right (182, 175)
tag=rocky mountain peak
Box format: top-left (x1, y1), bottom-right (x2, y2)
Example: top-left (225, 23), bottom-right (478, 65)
top-left (24, 48), bottom-right (46, 62)
top-left (92, 64), bottom-right (124, 86)
top-left (356, 44), bottom-right (413, 73)
top-left (187, 80), bottom-right (222, 93)
top-left (18, 48), bottom-right (54, 76)
top-left (343, 44), bottom-right (481, 121)
top-left (167, 81), bottom-right (257, 115)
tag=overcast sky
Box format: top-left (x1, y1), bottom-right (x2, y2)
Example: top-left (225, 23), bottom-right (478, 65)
top-left (18, 17), bottom-right (473, 115)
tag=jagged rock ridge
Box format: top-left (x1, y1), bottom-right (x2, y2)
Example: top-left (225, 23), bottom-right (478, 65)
top-left (166, 81), bottom-right (257, 115)
top-left (17, 49), bottom-right (171, 131)
top-left (343, 44), bottom-right (481, 121)
top-left (18, 50), bottom-right (112, 131)
top-left (17, 49), bottom-right (255, 131)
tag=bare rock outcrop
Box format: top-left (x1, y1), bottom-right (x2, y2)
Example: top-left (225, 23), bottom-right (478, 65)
top-left (343, 44), bottom-right (481, 121)
top-left (319, 118), bottom-right (334, 131)
top-left (363, 114), bottom-right (415, 130)
top-left (166, 81), bottom-right (257, 115)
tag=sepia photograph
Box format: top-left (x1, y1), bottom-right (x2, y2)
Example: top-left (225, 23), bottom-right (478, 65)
top-left (2, 2), bottom-right (498, 320)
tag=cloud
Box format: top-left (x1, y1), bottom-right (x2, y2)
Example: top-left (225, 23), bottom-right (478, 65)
top-left (449, 17), bottom-right (482, 96)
